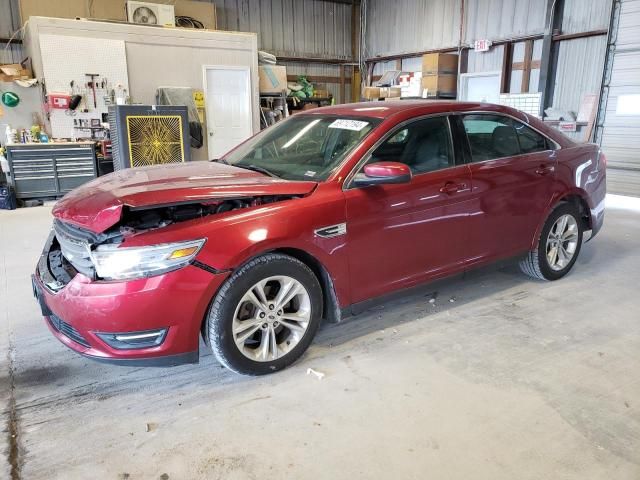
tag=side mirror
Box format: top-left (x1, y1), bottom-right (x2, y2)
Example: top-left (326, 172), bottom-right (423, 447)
top-left (352, 161), bottom-right (412, 187)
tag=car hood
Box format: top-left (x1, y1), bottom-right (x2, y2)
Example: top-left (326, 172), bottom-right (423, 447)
top-left (52, 161), bottom-right (318, 233)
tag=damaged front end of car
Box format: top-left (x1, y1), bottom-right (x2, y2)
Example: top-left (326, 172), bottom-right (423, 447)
top-left (47, 194), bottom-right (300, 288)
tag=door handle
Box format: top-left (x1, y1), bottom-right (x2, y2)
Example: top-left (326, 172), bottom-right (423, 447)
top-left (535, 164), bottom-right (555, 175)
top-left (440, 182), bottom-right (466, 194)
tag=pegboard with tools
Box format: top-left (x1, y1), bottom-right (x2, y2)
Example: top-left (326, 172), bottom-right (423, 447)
top-left (38, 34), bottom-right (130, 139)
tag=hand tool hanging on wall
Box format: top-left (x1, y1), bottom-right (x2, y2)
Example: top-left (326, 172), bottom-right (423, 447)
top-left (85, 73), bottom-right (100, 109)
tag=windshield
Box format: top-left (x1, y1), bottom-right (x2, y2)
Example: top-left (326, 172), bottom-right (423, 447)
top-left (222, 115), bottom-right (380, 181)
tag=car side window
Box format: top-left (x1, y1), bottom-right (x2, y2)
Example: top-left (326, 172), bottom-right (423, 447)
top-left (370, 117), bottom-right (454, 174)
top-left (462, 114), bottom-right (552, 162)
top-left (512, 120), bottom-right (550, 154)
top-left (462, 114), bottom-right (520, 162)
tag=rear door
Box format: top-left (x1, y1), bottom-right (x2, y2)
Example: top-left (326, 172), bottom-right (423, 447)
top-left (344, 115), bottom-right (473, 303)
top-left (458, 113), bottom-right (558, 264)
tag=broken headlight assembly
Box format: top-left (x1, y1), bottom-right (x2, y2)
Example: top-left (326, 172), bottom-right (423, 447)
top-left (90, 239), bottom-right (206, 281)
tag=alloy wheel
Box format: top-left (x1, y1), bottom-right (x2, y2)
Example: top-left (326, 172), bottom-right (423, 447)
top-left (232, 275), bottom-right (311, 362)
top-left (546, 213), bottom-right (579, 271)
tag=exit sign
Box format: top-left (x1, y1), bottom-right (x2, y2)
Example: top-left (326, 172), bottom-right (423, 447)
top-left (474, 39), bottom-right (492, 52)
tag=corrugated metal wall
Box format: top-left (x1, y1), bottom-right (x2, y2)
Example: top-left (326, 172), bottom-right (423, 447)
top-left (550, 0), bottom-right (611, 121)
top-left (1, 0), bottom-right (354, 100)
top-left (364, 0), bottom-right (462, 58)
top-left (0, 0), bottom-right (22, 63)
top-left (467, 44), bottom-right (504, 72)
top-left (562, 0), bottom-right (612, 34)
top-left (1, 0), bottom-right (353, 61)
top-left (212, 0), bottom-right (352, 59)
top-left (552, 35), bottom-right (608, 114)
top-left (363, 0), bottom-right (548, 59)
top-left (463, 0), bottom-right (546, 43)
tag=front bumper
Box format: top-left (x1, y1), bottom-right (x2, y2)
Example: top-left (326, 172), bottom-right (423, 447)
top-left (33, 232), bottom-right (229, 366)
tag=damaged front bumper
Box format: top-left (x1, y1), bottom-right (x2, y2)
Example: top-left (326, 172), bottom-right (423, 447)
top-left (33, 231), bottom-right (229, 366)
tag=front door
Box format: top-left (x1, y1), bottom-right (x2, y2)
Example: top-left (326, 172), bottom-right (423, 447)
top-left (344, 116), bottom-right (474, 304)
top-left (459, 113), bottom-right (558, 264)
top-left (204, 66), bottom-right (253, 159)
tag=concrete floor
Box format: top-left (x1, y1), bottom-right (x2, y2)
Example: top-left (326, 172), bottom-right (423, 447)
top-left (1, 197), bottom-right (639, 480)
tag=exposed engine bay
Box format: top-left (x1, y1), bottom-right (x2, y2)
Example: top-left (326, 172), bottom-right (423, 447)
top-left (47, 195), bottom-right (298, 286)
top-left (116, 196), bottom-right (296, 236)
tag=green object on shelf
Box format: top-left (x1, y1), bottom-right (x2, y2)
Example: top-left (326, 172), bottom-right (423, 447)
top-left (1, 91), bottom-right (20, 107)
top-left (297, 75), bottom-right (314, 98)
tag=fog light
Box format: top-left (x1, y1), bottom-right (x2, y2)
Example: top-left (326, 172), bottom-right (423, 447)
top-left (96, 328), bottom-right (168, 350)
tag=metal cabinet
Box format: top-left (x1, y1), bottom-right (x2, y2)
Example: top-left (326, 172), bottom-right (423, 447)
top-left (6, 143), bottom-right (97, 199)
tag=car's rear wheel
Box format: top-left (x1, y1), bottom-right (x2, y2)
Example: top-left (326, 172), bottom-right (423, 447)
top-left (520, 203), bottom-right (584, 281)
top-left (206, 253), bottom-right (322, 375)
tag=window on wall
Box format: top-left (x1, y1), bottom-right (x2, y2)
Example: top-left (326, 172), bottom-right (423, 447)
top-left (370, 116), bottom-right (454, 174)
top-left (462, 114), bottom-right (550, 161)
top-left (505, 39), bottom-right (543, 94)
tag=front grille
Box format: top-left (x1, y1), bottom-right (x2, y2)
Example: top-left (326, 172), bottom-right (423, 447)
top-left (53, 220), bottom-right (96, 278)
top-left (49, 314), bottom-right (91, 348)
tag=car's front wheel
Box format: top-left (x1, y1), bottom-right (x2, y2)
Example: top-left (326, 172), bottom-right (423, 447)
top-left (206, 253), bottom-right (323, 375)
top-left (520, 203), bottom-right (584, 281)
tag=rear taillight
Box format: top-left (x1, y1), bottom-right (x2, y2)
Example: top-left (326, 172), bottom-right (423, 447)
top-left (598, 151), bottom-right (607, 170)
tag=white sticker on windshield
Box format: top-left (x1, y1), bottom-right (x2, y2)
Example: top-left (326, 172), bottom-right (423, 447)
top-left (328, 119), bottom-right (369, 131)
top-left (304, 170), bottom-right (317, 177)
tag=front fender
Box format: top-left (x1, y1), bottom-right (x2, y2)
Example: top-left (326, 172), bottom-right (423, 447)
top-left (120, 188), bottom-right (351, 306)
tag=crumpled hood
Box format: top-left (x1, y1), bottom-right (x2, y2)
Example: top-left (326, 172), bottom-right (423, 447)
top-left (52, 161), bottom-right (317, 233)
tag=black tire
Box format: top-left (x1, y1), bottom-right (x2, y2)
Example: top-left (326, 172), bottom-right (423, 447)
top-left (520, 203), bottom-right (584, 281)
top-left (206, 253), bottom-right (323, 375)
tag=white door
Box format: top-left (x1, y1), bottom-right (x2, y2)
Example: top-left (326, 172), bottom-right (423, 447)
top-left (460, 72), bottom-right (501, 104)
top-left (203, 66), bottom-right (253, 159)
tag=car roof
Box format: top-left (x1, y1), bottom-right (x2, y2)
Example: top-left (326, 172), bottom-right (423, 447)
top-left (296, 99), bottom-right (575, 148)
top-left (298, 100), bottom-right (501, 119)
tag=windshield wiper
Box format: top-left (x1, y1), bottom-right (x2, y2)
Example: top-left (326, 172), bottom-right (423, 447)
top-left (236, 164), bottom-right (279, 178)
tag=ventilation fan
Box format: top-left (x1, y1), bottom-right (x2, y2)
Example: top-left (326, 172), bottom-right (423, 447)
top-left (132, 6), bottom-right (157, 24)
top-left (109, 105), bottom-right (191, 170)
top-left (126, 2), bottom-right (175, 27)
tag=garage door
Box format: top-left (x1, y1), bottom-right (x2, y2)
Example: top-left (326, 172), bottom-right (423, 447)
top-left (598, 0), bottom-right (640, 196)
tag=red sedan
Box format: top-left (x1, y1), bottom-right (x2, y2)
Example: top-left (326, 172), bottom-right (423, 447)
top-left (32, 101), bottom-right (606, 375)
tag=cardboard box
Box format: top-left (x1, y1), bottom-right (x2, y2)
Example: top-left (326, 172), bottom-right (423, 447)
top-left (421, 74), bottom-right (457, 97)
top-left (259, 65), bottom-right (287, 94)
top-left (363, 86), bottom-right (400, 100)
top-left (421, 53), bottom-right (458, 75)
top-left (363, 86), bottom-right (381, 100)
top-left (380, 87), bottom-right (401, 98)
top-left (0, 64), bottom-right (33, 82)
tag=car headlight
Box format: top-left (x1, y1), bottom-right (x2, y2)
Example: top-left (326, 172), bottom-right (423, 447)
top-left (90, 239), bottom-right (206, 280)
